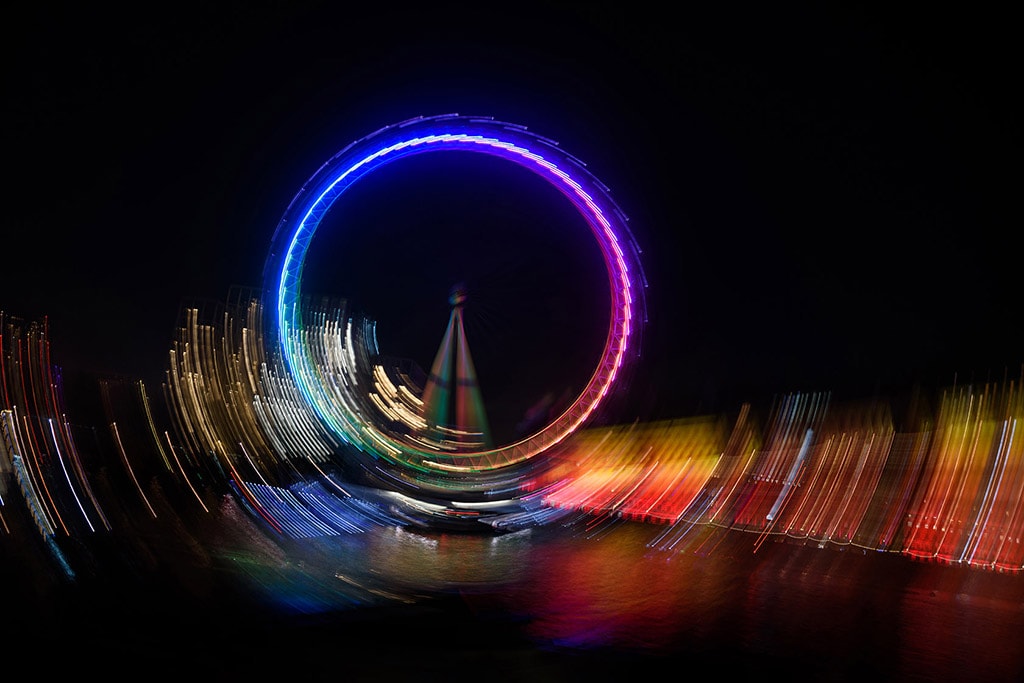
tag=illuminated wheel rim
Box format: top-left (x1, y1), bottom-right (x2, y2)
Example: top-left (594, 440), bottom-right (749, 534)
top-left (265, 114), bottom-right (645, 475)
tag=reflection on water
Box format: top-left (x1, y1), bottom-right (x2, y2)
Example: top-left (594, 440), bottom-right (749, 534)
top-left (2, 479), bottom-right (1022, 681)
top-left (205, 496), bottom-right (1023, 682)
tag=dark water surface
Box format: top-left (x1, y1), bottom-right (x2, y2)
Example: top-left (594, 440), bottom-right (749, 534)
top-left (3, 494), bottom-right (1022, 682)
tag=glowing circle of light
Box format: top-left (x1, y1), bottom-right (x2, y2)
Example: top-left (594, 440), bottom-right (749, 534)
top-left (265, 114), bottom-right (646, 475)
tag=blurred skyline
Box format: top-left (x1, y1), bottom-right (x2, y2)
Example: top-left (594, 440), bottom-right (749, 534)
top-left (4, 3), bottom-right (1019, 422)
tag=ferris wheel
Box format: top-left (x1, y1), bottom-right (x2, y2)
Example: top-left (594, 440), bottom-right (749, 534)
top-left (263, 114), bottom-right (647, 491)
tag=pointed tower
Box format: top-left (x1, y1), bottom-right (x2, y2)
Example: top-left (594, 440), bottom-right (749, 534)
top-left (419, 284), bottom-right (493, 450)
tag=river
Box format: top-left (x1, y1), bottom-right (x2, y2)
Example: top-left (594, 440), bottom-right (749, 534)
top-left (5, 489), bottom-right (1015, 682)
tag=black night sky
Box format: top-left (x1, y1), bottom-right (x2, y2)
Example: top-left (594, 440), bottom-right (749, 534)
top-left (5, 3), bottom-right (1020, 425)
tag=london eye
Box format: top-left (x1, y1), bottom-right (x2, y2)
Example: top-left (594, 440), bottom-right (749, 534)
top-left (262, 114), bottom-right (648, 497)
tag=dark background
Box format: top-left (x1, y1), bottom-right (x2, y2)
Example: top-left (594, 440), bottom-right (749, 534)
top-left (4, 2), bottom-right (1019, 424)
